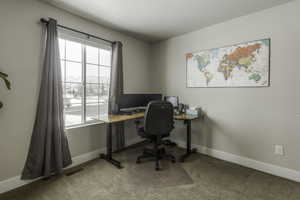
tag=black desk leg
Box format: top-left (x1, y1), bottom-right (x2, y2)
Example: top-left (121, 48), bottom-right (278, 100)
top-left (180, 120), bottom-right (197, 162)
top-left (100, 123), bottom-right (123, 169)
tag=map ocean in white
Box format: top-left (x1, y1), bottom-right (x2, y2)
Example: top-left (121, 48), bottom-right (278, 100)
top-left (187, 39), bottom-right (270, 87)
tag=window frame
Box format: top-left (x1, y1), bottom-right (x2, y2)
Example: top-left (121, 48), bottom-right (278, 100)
top-left (58, 33), bottom-right (112, 128)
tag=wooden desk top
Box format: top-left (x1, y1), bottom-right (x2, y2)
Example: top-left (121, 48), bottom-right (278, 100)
top-left (174, 114), bottom-right (199, 120)
top-left (99, 112), bottom-right (144, 123)
top-left (99, 112), bottom-right (199, 124)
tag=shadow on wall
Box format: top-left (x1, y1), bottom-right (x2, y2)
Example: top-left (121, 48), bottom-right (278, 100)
top-left (195, 115), bottom-right (249, 158)
top-left (172, 113), bottom-right (246, 156)
top-left (196, 115), bottom-right (214, 149)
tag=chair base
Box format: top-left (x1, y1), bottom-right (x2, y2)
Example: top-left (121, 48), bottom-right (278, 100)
top-left (136, 147), bottom-right (176, 170)
top-left (162, 139), bottom-right (177, 147)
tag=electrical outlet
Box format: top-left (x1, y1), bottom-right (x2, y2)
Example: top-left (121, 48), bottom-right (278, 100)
top-left (274, 145), bottom-right (284, 156)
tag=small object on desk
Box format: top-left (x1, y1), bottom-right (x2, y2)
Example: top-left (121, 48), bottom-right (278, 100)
top-left (186, 109), bottom-right (198, 116)
top-left (164, 96), bottom-right (179, 108)
top-left (165, 96), bottom-right (184, 115)
top-left (186, 107), bottom-right (202, 117)
top-left (178, 103), bottom-right (188, 114)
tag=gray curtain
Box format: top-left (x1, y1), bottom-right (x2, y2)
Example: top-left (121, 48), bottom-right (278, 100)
top-left (109, 41), bottom-right (125, 151)
top-left (21, 19), bottom-right (72, 180)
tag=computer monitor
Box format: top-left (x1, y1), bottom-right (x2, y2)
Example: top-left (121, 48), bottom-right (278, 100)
top-left (164, 96), bottom-right (179, 108)
top-left (118, 94), bottom-right (163, 111)
top-left (142, 94), bottom-right (163, 106)
top-left (118, 94), bottom-right (145, 109)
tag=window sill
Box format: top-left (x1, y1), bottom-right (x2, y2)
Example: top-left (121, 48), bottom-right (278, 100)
top-left (65, 120), bottom-right (105, 131)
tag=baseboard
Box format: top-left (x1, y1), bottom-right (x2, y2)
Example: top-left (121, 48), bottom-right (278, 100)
top-left (0, 137), bottom-right (142, 194)
top-left (174, 140), bottom-right (300, 183)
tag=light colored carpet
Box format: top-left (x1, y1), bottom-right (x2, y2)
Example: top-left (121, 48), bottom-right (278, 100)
top-left (1, 145), bottom-right (300, 200)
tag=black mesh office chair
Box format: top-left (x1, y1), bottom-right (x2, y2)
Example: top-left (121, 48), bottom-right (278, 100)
top-left (135, 101), bottom-right (176, 170)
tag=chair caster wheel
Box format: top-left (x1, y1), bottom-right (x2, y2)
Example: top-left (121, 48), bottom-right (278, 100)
top-left (172, 160), bottom-right (176, 163)
top-left (155, 167), bottom-right (160, 171)
top-left (136, 160), bottom-right (141, 164)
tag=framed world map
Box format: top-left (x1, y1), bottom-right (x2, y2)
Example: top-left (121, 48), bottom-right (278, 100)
top-left (186, 39), bottom-right (270, 88)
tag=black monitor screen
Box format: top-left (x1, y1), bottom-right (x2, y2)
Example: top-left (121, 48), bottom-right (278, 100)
top-left (142, 94), bottom-right (163, 106)
top-left (118, 94), bottom-right (144, 109)
top-left (165, 96), bottom-right (179, 108)
top-left (118, 94), bottom-right (162, 109)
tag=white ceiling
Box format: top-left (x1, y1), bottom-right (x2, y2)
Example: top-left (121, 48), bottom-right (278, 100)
top-left (42, 0), bottom-right (293, 43)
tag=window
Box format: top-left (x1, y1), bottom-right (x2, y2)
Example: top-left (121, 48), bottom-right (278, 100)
top-left (58, 37), bottom-right (111, 127)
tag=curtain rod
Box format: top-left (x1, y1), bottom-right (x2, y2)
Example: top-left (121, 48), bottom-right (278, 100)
top-left (40, 18), bottom-right (114, 44)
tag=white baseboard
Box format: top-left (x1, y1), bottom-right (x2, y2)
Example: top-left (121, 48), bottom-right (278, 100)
top-left (0, 137), bottom-right (142, 194)
top-left (174, 140), bottom-right (300, 183)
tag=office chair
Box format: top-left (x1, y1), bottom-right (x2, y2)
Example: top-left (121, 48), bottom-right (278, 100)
top-left (135, 101), bottom-right (176, 171)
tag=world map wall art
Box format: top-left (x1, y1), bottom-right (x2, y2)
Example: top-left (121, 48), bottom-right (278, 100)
top-left (186, 39), bottom-right (270, 88)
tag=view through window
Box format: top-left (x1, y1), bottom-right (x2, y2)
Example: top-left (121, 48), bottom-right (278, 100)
top-left (59, 38), bottom-right (111, 127)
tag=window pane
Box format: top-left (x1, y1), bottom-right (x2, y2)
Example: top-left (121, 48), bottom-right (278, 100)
top-left (86, 46), bottom-right (99, 64)
top-left (64, 83), bottom-right (83, 126)
top-left (65, 105), bottom-right (82, 126)
top-left (66, 61), bottom-right (82, 83)
top-left (99, 83), bottom-right (110, 97)
top-left (99, 66), bottom-right (110, 85)
top-left (65, 83), bottom-right (83, 103)
top-left (86, 84), bottom-right (99, 103)
top-left (59, 39), bottom-right (65, 59)
top-left (66, 40), bottom-right (82, 62)
top-left (86, 64), bottom-right (99, 83)
top-left (60, 60), bottom-right (65, 82)
top-left (86, 103), bottom-right (99, 122)
top-left (99, 93), bottom-right (109, 116)
top-left (100, 49), bottom-right (111, 66)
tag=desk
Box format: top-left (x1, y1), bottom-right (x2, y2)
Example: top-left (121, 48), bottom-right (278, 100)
top-left (99, 113), bottom-right (199, 168)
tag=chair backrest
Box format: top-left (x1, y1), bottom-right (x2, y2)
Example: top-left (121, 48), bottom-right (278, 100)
top-left (144, 101), bottom-right (174, 136)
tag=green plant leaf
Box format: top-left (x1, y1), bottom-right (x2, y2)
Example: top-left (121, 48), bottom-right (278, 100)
top-left (0, 71), bottom-right (11, 90)
top-left (0, 71), bottom-right (10, 109)
top-left (0, 71), bottom-right (8, 77)
top-left (4, 79), bottom-right (11, 90)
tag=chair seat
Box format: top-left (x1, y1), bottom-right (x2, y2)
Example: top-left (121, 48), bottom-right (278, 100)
top-left (137, 127), bottom-right (170, 140)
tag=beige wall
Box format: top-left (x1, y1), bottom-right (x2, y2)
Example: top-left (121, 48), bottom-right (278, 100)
top-left (0, 0), bottom-right (151, 181)
top-left (151, 1), bottom-right (300, 171)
